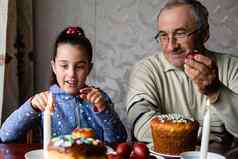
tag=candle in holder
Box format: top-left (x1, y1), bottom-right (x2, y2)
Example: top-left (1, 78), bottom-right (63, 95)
top-left (200, 100), bottom-right (211, 159)
top-left (43, 92), bottom-right (53, 156)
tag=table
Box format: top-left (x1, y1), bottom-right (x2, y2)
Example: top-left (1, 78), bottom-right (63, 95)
top-left (0, 144), bottom-right (42, 159)
top-left (0, 143), bottom-right (237, 159)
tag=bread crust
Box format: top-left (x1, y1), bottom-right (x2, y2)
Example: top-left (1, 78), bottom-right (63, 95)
top-left (150, 114), bottom-right (199, 155)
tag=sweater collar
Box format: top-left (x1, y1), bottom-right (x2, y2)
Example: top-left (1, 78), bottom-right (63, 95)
top-left (159, 53), bottom-right (182, 72)
top-left (49, 84), bottom-right (81, 101)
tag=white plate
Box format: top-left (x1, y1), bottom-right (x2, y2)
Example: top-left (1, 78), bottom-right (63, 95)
top-left (180, 151), bottom-right (226, 159)
top-left (150, 153), bottom-right (166, 159)
top-left (25, 146), bottom-right (114, 159)
top-left (147, 143), bottom-right (181, 158)
top-left (25, 149), bottom-right (43, 159)
top-left (106, 145), bottom-right (115, 154)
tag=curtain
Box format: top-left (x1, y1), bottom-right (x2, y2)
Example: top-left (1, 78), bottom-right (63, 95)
top-left (0, 0), bottom-right (9, 124)
top-left (1, 0), bottom-right (34, 124)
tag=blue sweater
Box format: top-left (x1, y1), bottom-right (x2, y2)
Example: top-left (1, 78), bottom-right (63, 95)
top-left (0, 84), bottom-right (127, 144)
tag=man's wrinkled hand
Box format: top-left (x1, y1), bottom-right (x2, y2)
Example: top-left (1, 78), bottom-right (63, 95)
top-left (184, 53), bottom-right (220, 97)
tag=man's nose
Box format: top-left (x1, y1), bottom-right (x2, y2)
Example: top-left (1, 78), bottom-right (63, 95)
top-left (167, 35), bottom-right (179, 51)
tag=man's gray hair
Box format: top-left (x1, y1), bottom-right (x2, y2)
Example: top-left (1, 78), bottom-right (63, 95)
top-left (158, 0), bottom-right (209, 31)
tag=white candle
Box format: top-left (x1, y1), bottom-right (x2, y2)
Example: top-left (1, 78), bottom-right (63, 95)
top-left (200, 100), bottom-right (211, 159)
top-left (43, 92), bottom-right (53, 157)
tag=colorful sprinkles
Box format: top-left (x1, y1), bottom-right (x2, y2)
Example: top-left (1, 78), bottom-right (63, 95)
top-left (51, 135), bottom-right (102, 148)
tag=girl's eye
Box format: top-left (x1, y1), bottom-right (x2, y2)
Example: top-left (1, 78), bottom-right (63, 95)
top-left (76, 65), bottom-right (84, 69)
top-left (60, 65), bottom-right (68, 69)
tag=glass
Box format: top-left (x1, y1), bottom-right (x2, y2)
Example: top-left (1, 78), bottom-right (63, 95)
top-left (154, 28), bottom-right (201, 43)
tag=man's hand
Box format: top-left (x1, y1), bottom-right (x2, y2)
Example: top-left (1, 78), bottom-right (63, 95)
top-left (79, 86), bottom-right (108, 112)
top-left (184, 53), bottom-right (220, 101)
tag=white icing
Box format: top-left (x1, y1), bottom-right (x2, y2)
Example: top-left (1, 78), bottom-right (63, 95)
top-left (157, 113), bottom-right (194, 123)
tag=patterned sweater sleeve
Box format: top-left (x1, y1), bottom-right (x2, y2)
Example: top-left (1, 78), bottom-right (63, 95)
top-left (94, 92), bottom-right (127, 144)
top-left (0, 99), bottom-right (40, 142)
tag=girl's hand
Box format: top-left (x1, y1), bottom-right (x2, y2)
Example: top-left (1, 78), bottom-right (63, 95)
top-left (31, 91), bottom-right (55, 112)
top-left (79, 86), bottom-right (108, 112)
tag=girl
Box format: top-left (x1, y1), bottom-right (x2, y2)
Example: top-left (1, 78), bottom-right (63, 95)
top-left (0, 26), bottom-right (127, 144)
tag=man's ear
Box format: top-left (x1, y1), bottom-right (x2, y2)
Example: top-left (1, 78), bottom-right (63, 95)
top-left (202, 28), bottom-right (210, 43)
top-left (51, 60), bottom-right (56, 74)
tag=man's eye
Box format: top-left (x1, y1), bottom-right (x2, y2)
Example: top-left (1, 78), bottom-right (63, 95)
top-left (159, 33), bottom-right (168, 39)
top-left (175, 32), bottom-right (186, 38)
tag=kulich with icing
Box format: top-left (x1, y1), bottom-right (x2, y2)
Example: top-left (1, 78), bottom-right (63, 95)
top-left (72, 128), bottom-right (96, 139)
top-left (150, 113), bottom-right (199, 155)
top-left (47, 128), bottom-right (107, 159)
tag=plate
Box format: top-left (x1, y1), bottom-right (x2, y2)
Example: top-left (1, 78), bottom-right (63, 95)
top-left (150, 153), bottom-right (166, 159)
top-left (180, 151), bottom-right (225, 159)
top-left (147, 143), bottom-right (181, 158)
top-left (25, 146), bottom-right (114, 159)
top-left (25, 149), bottom-right (43, 159)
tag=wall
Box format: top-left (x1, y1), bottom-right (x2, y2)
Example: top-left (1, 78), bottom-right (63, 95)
top-left (34, 0), bottom-right (238, 138)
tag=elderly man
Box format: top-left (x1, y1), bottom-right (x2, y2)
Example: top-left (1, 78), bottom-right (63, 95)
top-left (127, 0), bottom-right (238, 148)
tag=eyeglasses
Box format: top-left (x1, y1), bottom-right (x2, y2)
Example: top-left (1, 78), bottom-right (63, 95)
top-left (154, 28), bottom-right (201, 43)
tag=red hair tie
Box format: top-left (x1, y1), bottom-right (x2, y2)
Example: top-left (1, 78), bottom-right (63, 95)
top-left (66, 27), bottom-right (82, 36)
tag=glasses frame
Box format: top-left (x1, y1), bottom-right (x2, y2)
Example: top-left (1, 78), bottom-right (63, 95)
top-left (154, 28), bottom-right (201, 43)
